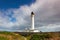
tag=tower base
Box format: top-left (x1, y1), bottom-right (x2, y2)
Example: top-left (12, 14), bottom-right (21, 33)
top-left (24, 29), bottom-right (39, 32)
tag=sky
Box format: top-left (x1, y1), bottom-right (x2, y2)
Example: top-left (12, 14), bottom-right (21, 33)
top-left (0, 0), bottom-right (60, 32)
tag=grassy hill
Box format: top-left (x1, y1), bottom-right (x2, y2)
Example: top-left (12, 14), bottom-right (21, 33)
top-left (0, 31), bottom-right (25, 40)
top-left (0, 31), bottom-right (60, 40)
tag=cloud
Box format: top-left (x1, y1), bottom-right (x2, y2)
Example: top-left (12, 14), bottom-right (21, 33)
top-left (37, 24), bottom-right (60, 32)
top-left (0, 0), bottom-right (60, 32)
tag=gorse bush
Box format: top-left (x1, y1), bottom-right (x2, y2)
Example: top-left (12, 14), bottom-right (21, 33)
top-left (30, 34), bottom-right (52, 40)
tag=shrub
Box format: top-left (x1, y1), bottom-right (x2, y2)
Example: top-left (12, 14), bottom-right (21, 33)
top-left (30, 34), bottom-right (52, 40)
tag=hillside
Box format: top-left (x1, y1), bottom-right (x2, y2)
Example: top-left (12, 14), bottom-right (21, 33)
top-left (0, 31), bottom-right (25, 40)
top-left (0, 32), bottom-right (60, 40)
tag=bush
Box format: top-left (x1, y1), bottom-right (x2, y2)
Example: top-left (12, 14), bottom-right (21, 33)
top-left (30, 34), bottom-right (52, 40)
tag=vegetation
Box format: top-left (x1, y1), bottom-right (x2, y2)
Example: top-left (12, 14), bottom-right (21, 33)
top-left (30, 33), bottom-right (52, 40)
top-left (0, 31), bottom-right (24, 40)
top-left (0, 31), bottom-right (60, 40)
top-left (0, 36), bottom-right (8, 40)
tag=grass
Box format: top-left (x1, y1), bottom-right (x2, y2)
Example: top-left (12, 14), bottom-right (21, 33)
top-left (0, 36), bottom-right (8, 40)
top-left (0, 31), bottom-right (24, 40)
top-left (0, 31), bottom-right (60, 40)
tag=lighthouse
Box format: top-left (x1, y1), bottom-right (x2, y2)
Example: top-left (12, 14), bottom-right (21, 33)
top-left (31, 12), bottom-right (34, 30)
top-left (24, 12), bottom-right (39, 32)
top-left (30, 12), bottom-right (39, 32)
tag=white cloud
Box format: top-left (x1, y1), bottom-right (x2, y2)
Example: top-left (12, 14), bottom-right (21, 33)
top-left (37, 24), bottom-right (60, 32)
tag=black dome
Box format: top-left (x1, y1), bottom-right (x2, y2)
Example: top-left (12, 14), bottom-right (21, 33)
top-left (31, 12), bottom-right (34, 15)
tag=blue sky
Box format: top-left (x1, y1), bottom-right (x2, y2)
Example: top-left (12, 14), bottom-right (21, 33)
top-left (0, 0), bottom-right (36, 9)
top-left (0, 0), bottom-right (60, 32)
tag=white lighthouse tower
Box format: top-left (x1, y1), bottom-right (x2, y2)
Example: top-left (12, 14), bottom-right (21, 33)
top-left (29, 12), bottom-right (39, 32)
top-left (24, 12), bottom-right (39, 32)
top-left (31, 12), bottom-right (34, 30)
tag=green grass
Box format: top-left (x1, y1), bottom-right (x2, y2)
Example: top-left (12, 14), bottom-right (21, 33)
top-left (30, 33), bottom-right (53, 40)
top-left (0, 31), bottom-right (25, 40)
top-left (0, 31), bottom-right (60, 40)
top-left (0, 36), bottom-right (8, 40)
